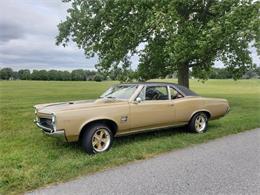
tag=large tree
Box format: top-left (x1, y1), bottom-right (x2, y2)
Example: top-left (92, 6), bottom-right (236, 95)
top-left (57, 0), bottom-right (259, 88)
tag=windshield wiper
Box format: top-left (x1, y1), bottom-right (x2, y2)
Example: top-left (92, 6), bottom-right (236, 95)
top-left (104, 96), bottom-right (117, 99)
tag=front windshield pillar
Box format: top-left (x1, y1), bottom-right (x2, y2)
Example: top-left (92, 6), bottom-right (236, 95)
top-left (129, 85), bottom-right (144, 102)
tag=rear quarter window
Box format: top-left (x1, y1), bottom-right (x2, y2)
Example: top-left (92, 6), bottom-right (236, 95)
top-left (175, 85), bottom-right (198, 96)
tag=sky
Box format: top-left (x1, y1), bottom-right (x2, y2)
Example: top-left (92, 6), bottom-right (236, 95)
top-left (0, 0), bottom-right (98, 71)
top-left (0, 0), bottom-right (259, 71)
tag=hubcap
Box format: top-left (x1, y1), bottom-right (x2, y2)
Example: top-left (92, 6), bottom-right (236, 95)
top-left (195, 115), bottom-right (206, 132)
top-left (92, 128), bottom-right (111, 152)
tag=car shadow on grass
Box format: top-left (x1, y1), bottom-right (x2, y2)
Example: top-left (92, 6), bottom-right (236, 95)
top-left (114, 126), bottom-right (189, 145)
top-left (59, 126), bottom-right (191, 153)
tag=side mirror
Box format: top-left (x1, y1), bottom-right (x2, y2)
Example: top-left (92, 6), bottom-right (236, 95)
top-left (176, 93), bottom-right (183, 99)
top-left (135, 97), bottom-right (142, 104)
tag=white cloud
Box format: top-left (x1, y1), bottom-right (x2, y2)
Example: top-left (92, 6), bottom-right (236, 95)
top-left (0, 0), bottom-right (97, 70)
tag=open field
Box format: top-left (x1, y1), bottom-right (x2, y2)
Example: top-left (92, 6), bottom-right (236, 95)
top-left (0, 79), bottom-right (260, 194)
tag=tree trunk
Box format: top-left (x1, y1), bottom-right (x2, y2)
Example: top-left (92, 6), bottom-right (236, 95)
top-left (177, 64), bottom-right (189, 88)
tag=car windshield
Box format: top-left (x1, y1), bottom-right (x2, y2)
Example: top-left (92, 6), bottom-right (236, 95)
top-left (100, 85), bottom-right (138, 100)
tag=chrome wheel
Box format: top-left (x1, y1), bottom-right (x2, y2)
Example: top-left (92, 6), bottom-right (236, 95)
top-left (92, 128), bottom-right (111, 152)
top-left (195, 115), bottom-right (206, 132)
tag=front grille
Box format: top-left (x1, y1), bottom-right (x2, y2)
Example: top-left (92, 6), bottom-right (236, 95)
top-left (39, 118), bottom-right (53, 131)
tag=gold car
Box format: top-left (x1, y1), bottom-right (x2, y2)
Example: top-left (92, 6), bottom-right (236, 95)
top-left (34, 82), bottom-right (230, 154)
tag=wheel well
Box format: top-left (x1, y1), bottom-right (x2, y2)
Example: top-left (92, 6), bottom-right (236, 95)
top-left (203, 111), bottom-right (211, 119)
top-left (79, 119), bottom-right (118, 141)
top-left (191, 111), bottom-right (211, 121)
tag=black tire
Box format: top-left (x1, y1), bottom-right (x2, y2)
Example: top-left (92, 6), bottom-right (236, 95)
top-left (188, 112), bottom-right (208, 133)
top-left (81, 123), bottom-right (113, 154)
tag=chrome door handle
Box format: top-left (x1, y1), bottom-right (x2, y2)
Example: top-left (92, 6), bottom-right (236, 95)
top-left (170, 103), bottom-right (175, 107)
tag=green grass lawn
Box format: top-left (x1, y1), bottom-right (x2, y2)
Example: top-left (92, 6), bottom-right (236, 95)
top-left (0, 79), bottom-right (259, 194)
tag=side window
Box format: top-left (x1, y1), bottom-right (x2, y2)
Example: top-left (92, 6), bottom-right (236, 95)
top-left (145, 86), bottom-right (169, 101)
top-left (170, 87), bottom-right (183, 99)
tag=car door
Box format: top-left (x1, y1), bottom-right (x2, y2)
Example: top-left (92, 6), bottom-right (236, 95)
top-left (168, 86), bottom-right (188, 123)
top-left (129, 85), bottom-right (176, 131)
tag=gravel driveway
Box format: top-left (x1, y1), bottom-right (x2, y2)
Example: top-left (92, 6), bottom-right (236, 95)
top-left (28, 128), bottom-right (260, 195)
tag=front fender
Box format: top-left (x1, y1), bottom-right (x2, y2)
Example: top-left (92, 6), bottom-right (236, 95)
top-left (79, 116), bottom-right (119, 133)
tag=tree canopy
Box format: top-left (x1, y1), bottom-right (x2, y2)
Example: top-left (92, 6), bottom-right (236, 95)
top-left (57, 0), bottom-right (259, 88)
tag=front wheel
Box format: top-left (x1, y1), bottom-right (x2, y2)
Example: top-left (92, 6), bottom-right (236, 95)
top-left (81, 124), bottom-right (113, 154)
top-left (188, 112), bottom-right (208, 133)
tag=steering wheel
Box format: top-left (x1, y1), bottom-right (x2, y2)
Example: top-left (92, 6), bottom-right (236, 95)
top-left (152, 93), bottom-right (160, 100)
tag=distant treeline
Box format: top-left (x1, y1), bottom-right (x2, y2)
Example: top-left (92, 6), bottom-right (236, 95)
top-left (0, 68), bottom-right (105, 81)
top-left (206, 67), bottom-right (260, 79)
top-left (0, 67), bottom-right (259, 81)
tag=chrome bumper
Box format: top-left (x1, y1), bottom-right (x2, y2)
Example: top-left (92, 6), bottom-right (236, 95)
top-left (34, 120), bottom-right (67, 141)
top-left (225, 106), bottom-right (230, 115)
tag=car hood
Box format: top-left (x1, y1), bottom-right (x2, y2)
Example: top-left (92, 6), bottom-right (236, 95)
top-left (34, 99), bottom-right (128, 114)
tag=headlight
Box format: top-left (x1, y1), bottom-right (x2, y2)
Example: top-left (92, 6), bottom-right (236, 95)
top-left (51, 113), bottom-right (56, 131)
top-left (51, 113), bottom-right (56, 123)
top-left (35, 115), bottom-right (39, 122)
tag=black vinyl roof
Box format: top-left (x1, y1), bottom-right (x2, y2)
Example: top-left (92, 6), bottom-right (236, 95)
top-left (119, 82), bottom-right (198, 96)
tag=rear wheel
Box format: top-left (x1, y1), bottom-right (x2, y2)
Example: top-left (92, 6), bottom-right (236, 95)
top-left (81, 124), bottom-right (113, 154)
top-left (188, 112), bottom-right (208, 133)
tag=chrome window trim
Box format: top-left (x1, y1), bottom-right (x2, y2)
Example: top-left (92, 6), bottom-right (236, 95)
top-left (167, 85), bottom-right (171, 100)
top-left (132, 84), bottom-right (175, 102)
top-left (169, 85), bottom-right (185, 99)
top-left (136, 85), bottom-right (170, 102)
top-left (101, 84), bottom-right (139, 101)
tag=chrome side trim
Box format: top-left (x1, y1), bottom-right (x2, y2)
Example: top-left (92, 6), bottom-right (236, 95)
top-left (115, 122), bottom-right (188, 137)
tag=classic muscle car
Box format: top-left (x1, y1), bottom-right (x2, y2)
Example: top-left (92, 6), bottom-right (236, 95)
top-left (34, 82), bottom-right (230, 154)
